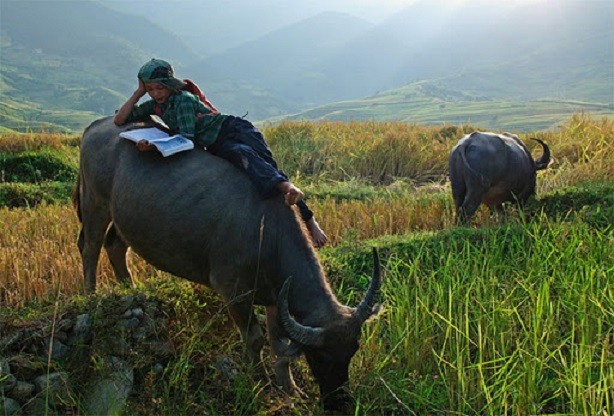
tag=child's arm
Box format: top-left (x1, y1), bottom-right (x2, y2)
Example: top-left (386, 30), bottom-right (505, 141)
top-left (114, 80), bottom-right (147, 126)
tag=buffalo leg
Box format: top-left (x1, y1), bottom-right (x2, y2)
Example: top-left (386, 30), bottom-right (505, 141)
top-left (79, 208), bottom-right (111, 293)
top-left (265, 305), bottom-right (300, 394)
top-left (103, 223), bottom-right (132, 286)
top-left (459, 189), bottom-right (484, 225)
top-left (450, 180), bottom-right (466, 218)
top-left (227, 300), bottom-right (266, 372)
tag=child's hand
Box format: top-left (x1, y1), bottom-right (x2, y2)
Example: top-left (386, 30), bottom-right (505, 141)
top-left (136, 79), bottom-right (147, 97)
top-left (136, 140), bottom-right (155, 151)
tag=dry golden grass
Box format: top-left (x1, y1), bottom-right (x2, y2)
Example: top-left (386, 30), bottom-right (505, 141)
top-left (0, 131), bottom-right (81, 153)
top-left (534, 114), bottom-right (614, 193)
top-left (264, 120), bottom-right (472, 183)
top-left (0, 204), bottom-right (167, 307)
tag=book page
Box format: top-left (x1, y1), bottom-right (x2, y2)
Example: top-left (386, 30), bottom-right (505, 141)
top-left (152, 135), bottom-right (194, 157)
top-left (119, 127), bottom-right (169, 143)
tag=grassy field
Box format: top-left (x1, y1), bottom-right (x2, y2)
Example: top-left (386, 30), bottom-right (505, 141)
top-left (0, 114), bottom-right (612, 414)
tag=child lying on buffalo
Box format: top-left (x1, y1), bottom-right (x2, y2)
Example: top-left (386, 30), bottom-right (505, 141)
top-left (114, 58), bottom-right (327, 248)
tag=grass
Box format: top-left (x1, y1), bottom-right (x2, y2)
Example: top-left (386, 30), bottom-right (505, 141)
top-left (339, 218), bottom-right (613, 414)
top-left (0, 114), bottom-right (612, 414)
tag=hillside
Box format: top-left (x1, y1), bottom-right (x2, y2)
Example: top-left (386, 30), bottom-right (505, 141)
top-left (0, 0), bottom-right (199, 132)
top-left (276, 81), bottom-right (614, 132)
top-left (197, 0), bottom-right (612, 108)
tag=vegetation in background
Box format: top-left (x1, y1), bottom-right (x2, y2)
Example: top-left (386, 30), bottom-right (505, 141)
top-left (0, 114), bottom-right (612, 414)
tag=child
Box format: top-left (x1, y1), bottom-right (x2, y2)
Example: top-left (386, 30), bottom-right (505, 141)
top-left (114, 58), bottom-right (328, 247)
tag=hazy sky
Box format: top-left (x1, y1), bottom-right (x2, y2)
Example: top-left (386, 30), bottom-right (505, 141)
top-left (305, 0), bottom-right (545, 22)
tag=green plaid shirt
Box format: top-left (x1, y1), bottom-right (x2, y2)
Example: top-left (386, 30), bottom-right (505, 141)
top-left (127, 91), bottom-right (228, 147)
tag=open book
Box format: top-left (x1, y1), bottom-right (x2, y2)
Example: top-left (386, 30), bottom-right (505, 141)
top-left (119, 127), bottom-right (194, 157)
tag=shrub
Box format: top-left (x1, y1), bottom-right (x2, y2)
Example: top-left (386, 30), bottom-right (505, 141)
top-left (0, 150), bottom-right (77, 183)
top-left (0, 181), bottom-right (74, 208)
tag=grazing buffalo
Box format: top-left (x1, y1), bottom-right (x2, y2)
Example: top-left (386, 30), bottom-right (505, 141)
top-left (449, 131), bottom-right (551, 224)
top-left (73, 116), bottom-right (381, 411)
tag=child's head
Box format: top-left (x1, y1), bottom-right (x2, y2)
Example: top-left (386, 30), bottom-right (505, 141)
top-left (138, 59), bottom-right (185, 91)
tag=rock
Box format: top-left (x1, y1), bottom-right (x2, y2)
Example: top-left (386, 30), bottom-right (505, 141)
top-left (1, 397), bottom-right (21, 415)
top-left (83, 357), bottom-right (134, 416)
top-left (54, 330), bottom-right (69, 344)
top-left (34, 372), bottom-right (73, 407)
top-left (8, 355), bottom-right (46, 381)
top-left (7, 381), bottom-right (36, 403)
top-left (119, 295), bottom-right (135, 311)
top-left (23, 397), bottom-right (54, 415)
top-left (0, 332), bottom-right (22, 351)
top-left (213, 356), bottom-right (238, 381)
top-left (120, 317), bottom-right (140, 330)
top-left (43, 339), bottom-right (69, 361)
top-left (131, 308), bottom-right (144, 318)
top-left (56, 318), bottom-right (74, 332)
top-left (146, 341), bottom-right (174, 358)
top-left (0, 358), bottom-right (17, 392)
top-left (69, 314), bottom-right (92, 346)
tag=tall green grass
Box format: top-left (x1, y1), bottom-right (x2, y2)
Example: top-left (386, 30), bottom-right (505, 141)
top-left (344, 217), bottom-right (612, 414)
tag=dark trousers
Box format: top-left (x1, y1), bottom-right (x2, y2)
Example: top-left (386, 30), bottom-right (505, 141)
top-left (208, 116), bottom-right (313, 222)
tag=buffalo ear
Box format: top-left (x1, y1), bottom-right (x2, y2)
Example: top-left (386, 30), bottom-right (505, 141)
top-left (281, 341), bottom-right (303, 358)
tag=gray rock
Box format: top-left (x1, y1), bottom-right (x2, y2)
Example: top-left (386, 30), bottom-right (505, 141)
top-left (0, 358), bottom-right (17, 392)
top-left (34, 372), bottom-right (72, 407)
top-left (56, 318), bottom-right (74, 332)
top-left (43, 339), bottom-right (69, 361)
top-left (213, 356), bottom-right (238, 381)
top-left (23, 397), bottom-right (54, 415)
top-left (69, 314), bottom-right (92, 346)
top-left (131, 307), bottom-right (144, 318)
top-left (83, 358), bottom-right (134, 416)
top-left (8, 356), bottom-right (45, 381)
top-left (1, 397), bottom-right (21, 415)
top-left (0, 332), bottom-right (21, 351)
top-left (7, 381), bottom-right (36, 403)
top-left (119, 296), bottom-right (134, 311)
top-left (120, 317), bottom-right (140, 330)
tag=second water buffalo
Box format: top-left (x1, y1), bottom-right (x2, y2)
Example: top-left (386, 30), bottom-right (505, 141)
top-left (449, 131), bottom-right (551, 224)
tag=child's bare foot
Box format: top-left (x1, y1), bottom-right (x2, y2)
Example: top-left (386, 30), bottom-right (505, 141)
top-left (306, 217), bottom-right (328, 248)
top-left (276, 181), bottom-right (304, 206)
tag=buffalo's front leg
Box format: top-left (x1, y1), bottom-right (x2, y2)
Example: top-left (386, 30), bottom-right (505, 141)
top-left (227, 300), bottom-right (266, 373)
top-left (265, 305), bottom-right (303, 395)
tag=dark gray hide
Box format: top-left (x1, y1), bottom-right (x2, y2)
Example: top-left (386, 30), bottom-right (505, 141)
top-left (74, 116), bottom-right (381, 411)
top-left (449, 131), bottom-right (550, 224)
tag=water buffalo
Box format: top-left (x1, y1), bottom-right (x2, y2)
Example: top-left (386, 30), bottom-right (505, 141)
top-left (449, 131), bottom-right (551, 224)
top-left (73, 116), bottom-right (381, 411)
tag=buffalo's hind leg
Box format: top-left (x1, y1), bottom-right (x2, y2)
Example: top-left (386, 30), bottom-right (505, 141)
top-left (104, 223), bottom-right (132, 287)
top-left (78, 209), bottom-right (110, 293)
top-left (459, 187), bottom-right (487, 225)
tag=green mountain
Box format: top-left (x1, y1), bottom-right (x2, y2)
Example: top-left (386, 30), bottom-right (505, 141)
top-left (0, 0), bottom-right (200, 132)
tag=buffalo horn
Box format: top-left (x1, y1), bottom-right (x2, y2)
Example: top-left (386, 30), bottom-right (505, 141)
top-left (354, 248), bottom-right (382, 323)
top-left (530, 138), bottom-right (551, 170)
top-left (278, 277), bottom-right (325, 347)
